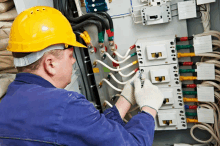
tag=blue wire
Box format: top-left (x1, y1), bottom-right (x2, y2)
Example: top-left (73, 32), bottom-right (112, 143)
top-left (130, 0), bottom-right (133, 12)
top-left (185, 105), bottom-right (189, 109)
top-left (110, 13), bottom-right (131, 18)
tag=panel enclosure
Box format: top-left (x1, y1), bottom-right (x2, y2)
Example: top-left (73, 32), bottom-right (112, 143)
top-left (136, 35), bottom-right (177, 67)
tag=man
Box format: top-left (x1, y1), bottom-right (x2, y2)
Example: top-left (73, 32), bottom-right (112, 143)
top-left (0, 6), bottom-right (164, 146)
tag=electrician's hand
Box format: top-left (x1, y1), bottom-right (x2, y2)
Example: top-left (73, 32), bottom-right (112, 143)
top-left (120, 73), bottom-right (139, 105)
top-left (134, 75), bottom-right (164, 113)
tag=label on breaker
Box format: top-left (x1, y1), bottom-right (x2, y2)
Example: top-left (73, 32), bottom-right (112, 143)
top-left (194, 35), bottom-right (213, 54)
top-left (197, 86), bottom-right (214, 102)
top-left (197, 63), bottom-right (215, 80)
top-left (197, 108), bottom-right (214, 124)
top-left (177, 0), bottom-right (197, 20)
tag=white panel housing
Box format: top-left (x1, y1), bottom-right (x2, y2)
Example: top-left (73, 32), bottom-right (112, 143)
top-left (155, 109), bottom-right (187, 130)
top-left (141, 3), bottom-right (172, 25)
top-left (160, 87), bottom-right (184, 109)
top-left (136, 35), bottom-right (177, 67)
top-left (177, 0), bottom-right (197, 20)
top-left (140, 64), bottom-right (180, 87)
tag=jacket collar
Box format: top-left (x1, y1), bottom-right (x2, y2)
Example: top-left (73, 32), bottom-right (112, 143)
top-left (15, 73), bottom-right (56, 88)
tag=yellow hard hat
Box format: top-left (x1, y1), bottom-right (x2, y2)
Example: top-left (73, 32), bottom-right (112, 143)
top-left (7, 6), bottom-right (86, 53)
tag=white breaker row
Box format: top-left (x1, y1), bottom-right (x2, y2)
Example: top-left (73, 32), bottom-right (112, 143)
top-left (136, 35), bottom-right (187, 130)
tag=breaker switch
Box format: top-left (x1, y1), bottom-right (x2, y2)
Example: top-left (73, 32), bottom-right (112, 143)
top-left (163, 98), bottom-right (169, 104)
top-left (151, 52), bottom-right (162, 58)
top-left (163, 120), bottom-right (172, 126)
top-left (155, 76), bottom-right (165, 82)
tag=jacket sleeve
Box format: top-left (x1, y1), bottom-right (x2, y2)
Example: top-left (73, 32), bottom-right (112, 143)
top-left (58, 92), bottom-right (155, 146)
top-left (103, 105), bottom-right (126, 126)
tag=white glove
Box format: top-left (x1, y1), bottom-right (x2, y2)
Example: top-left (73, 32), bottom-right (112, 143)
top-left (120, 73), bottom-right (139, 105)
top-left (134, 75), bottom-right (164, 112)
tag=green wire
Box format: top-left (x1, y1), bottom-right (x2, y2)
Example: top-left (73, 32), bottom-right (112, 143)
top-left (131, 52), bottom-right (137, 57)
top-left (176, 45), bottom-right (193, 50)
top-left (98, 32), bottom-right (104, 43)
top-left (183, 91), bottom-right (197, 95)
top-left (179, 69), bottom-right (196, 73)
top-left (185, 112), bottom-right (197, 116)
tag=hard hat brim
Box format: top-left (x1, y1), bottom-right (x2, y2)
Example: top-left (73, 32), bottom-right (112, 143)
top-left (72, 41), bottom-right (87, 48)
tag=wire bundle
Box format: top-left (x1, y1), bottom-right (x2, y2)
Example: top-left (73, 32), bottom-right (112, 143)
top-left (53, 0), bottom-right (115, 48)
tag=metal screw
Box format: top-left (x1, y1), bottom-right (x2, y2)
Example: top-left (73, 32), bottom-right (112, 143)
top-left (88, 45), bottom-right (93, 49)
top-left (99, 44), bottom-right (104, 48)
top-left (109, 42), bottom-right (114, 46)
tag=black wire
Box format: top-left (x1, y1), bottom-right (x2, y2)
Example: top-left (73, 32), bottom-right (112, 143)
top-left (97, 12), bottom-right (114, 31)
top-left (67, 13), bottom-right (110, 30)
top-left (73, 47), bottom-right (88, 99)
top-left (71, 20), bottom-right (102, 33)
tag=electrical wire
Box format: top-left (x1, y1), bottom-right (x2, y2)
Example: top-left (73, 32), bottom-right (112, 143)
top-left (95, 60), bottom-right (138, 72)
top-left (102, 79), bottom-right (122, 92)
top-left (114, 49), bottom-right (131, 59)
top-left (190, 103), bottom-right (220, 145)
top-left (105, 52), bottom-right (131, 64)
top-left (74, 0), bottom-right (83, 16)
top-left (117, 66), bottom-right (138, 77)
top-left (108, 73), bottom-right (128, 85)
top-left (104, 100), bottom-right (113, 107)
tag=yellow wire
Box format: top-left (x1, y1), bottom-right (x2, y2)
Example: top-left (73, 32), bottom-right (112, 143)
top-left (132, 60), bottom-right (138, 65)
top-left (187, 118), bottom-right (199, 123)
top-left (83, 31), bottom-right (91, 43)
top-left (180, 76), bottom-right (197, 81)
top-left (178, 53), bottom-right (196, 58)
top-left (183, 97), bottom-right (198, 102)
top-left (80, 33), bottom-right (90, 44)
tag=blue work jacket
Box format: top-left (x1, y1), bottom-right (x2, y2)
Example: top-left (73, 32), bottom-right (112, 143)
top-left (0, 73), bottom-right (155, 146)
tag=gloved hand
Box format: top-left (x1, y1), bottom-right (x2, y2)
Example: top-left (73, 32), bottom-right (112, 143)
top-left (134, 74), bottom-right (164, 112)
top-left (120, 73), bottom-right (139, 105)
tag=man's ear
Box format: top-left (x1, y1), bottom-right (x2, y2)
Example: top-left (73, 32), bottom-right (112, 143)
top-left (43, 54), bottom-right (57, 76)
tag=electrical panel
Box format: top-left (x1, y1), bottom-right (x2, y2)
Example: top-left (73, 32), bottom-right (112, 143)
top-left (13, 0), bottom-right (220, 145)
top-left (136, 35), bottom-right (186, 131)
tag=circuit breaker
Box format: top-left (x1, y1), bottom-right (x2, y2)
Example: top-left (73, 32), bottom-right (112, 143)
top-left (136, 35), bottom-right (186, 130)
top-left (136, 35), bottom-right (177, 66)
top-left (141, 2), bottom-right (172, 25)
